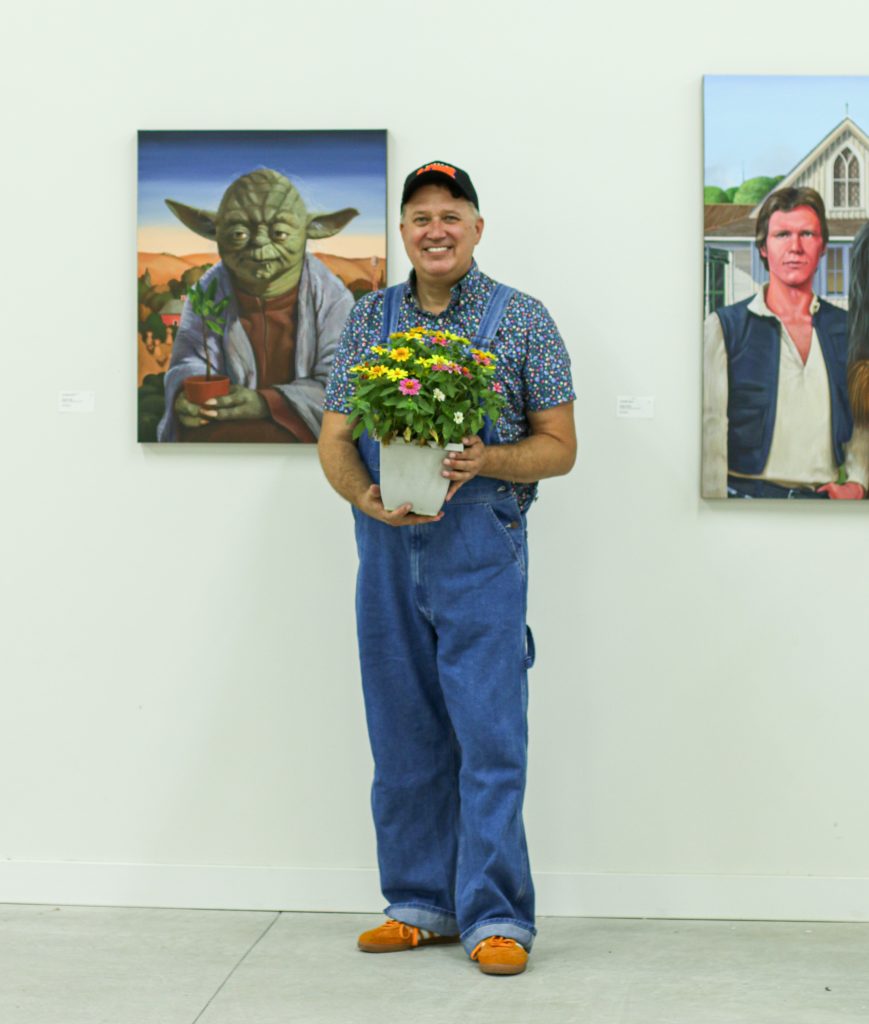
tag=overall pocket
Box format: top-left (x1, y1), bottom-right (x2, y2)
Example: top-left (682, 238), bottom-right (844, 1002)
top-left (483, 498), bottom-right (527, 577)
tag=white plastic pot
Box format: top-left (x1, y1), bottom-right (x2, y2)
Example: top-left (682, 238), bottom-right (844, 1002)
top-left (379, 438), bottom-right (464, 516)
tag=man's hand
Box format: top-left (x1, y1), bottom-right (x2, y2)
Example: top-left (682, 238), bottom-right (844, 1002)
top-left (319, 411), bottom-right (443, 527)
top-left (359, 483), bottom-right (444, 526)
top-left (200, 385), bottom-right (269, 421)
top-left (817, 481), bottom-right (866, 499)
top-left (442, 402), bottom-right (577, 499)
top-left (443, 435), bottom-right (486, 500)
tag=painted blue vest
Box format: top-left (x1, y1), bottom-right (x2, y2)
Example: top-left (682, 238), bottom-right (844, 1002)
top-left (715, 296), bottom-right (853, 475)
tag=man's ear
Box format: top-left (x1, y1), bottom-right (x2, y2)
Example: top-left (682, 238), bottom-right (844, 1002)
top-left (165, 200), bottom-right (219, 240)
top-left (307, 207), bottom-right (359, 240)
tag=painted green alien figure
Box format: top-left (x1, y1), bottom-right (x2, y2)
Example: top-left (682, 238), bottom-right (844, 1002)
top-left (157, 168), bottom-right (358, 443)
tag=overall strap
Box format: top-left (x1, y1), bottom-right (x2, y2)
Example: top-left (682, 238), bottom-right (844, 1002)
top-left (474, 283), bottom-right (515, 344)
top-left (473, 283), bottom-right (515, 449)
top-left (381, 284), bottom-right (407, 342)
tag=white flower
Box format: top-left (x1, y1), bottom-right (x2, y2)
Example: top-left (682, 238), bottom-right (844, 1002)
top-left (433, 388), bottom-right (446, 402)
top-left (453, 411), bottom-right (464, 424)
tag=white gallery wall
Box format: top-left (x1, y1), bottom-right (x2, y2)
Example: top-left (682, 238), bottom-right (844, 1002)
top-left (3, 0), bottom-right (868, 920)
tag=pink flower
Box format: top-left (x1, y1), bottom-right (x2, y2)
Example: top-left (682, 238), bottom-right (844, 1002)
top-left (492, 382), bottom-right (503, 393)
top-left (431, 337), bottom-right (449, 346)
top-left (398, 378), bottom-right (421, 395)
top-left (473, 353), bottom-right (493, 365)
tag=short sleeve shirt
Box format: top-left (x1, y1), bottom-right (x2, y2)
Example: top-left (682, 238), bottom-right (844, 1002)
top-left (324, 262), bottom-right (575, 509)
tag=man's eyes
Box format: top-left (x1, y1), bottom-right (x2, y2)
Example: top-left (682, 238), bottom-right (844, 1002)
top-left (413, 215), bottom-right (459, 225)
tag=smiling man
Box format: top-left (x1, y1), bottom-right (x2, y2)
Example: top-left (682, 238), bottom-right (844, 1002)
top-left (318, 161), bottom-right (576, 975)
top-left (703, 186), bottom-right (867, 499)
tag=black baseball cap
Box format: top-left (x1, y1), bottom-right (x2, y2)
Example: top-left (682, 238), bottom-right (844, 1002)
top-left (401, 161), bottom-right (479, 210)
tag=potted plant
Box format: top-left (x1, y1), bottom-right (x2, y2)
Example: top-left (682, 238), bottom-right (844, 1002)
top-left (348, 328), bottom-right (506, 515)
top-left (182, 278), bottom-right (231, 405)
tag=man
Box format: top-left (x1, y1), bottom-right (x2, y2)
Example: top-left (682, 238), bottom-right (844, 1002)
top-left (703, 186), bottom-right (867, 499)
top-left (318, 161), bottom-right (576, 975)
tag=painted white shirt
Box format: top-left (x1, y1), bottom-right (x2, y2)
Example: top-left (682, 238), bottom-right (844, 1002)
top-left (702, 290), bottom-right (869, 497)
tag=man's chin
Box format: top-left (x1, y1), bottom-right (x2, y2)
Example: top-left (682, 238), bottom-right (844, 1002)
top-left (417, 255), bottom-right (472, 281)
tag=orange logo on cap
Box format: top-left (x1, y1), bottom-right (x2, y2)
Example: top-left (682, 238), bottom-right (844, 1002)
top-left (416, 162), bottom-right (457, 178)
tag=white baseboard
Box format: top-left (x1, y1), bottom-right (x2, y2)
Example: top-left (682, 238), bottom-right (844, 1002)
top-left (1, 862), bottom-right (868, 921)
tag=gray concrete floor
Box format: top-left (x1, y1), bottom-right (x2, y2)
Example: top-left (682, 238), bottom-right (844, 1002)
top-left (0, 906), bottom-right (867, 1023)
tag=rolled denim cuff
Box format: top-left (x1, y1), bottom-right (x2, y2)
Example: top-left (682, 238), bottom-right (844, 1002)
top-left (385, 902), bottom-right (458, 936)
top-left (461, 917), bottom-right (536, 956)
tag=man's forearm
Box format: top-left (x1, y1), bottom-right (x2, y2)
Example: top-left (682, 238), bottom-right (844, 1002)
top-left (318, 429), bottom-right (372, 509)
top-left (477, 402), bottom-right (576, 483)
top-left (480, 432), bottom-right (575, 483)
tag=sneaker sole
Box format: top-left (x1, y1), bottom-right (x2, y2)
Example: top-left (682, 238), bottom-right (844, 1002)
top-left (477, 961), bottom-right (527, 975)
top-left (358, 935), bottom-right (461, 953)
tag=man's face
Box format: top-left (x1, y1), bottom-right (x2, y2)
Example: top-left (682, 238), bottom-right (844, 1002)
top-left (761, 206), bottom-right (826, 289)
top-left (400, 184), bottom-right (483, 286)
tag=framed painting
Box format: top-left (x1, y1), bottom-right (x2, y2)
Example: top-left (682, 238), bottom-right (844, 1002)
top-left (702, 77), bottom-right (869, 500)
top-left (137, 129), bottom-right (387, 443)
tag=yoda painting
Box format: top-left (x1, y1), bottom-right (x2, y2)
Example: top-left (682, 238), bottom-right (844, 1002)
top-left (156, 168), bottom-right (358, 443)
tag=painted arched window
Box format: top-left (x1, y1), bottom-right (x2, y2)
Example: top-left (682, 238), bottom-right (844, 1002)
top-left (834, 147), bottom-right (860, 207)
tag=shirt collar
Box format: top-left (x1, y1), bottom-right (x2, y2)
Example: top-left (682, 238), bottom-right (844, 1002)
top-left (748, 287), bottom-right (820, 319)
top-left (405, 260), bottom-right (481, 313)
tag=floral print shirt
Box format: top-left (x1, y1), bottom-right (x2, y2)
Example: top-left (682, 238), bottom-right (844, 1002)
top-left (325, 262), bottom-right (575, 510)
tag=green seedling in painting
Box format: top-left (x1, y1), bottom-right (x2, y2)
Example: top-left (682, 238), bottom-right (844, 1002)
top-left (186, 279), bottom-right (230, 379)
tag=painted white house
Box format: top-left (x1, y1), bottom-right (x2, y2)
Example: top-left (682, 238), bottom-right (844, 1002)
top-left (704, 117), bottom-right (869, 315)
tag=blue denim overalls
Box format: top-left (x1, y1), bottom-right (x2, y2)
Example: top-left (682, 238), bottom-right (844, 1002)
top-left (353, 283), bottom-right (537, 954)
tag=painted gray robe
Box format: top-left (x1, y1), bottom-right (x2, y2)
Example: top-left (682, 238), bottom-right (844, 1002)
top-left (157, 255), bottom-right (354, 441)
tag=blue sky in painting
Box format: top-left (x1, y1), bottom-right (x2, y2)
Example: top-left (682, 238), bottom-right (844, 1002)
top-left (704, 77), bottom-right (869, 189)
top-left (138, 130), bottom-right (386, 237)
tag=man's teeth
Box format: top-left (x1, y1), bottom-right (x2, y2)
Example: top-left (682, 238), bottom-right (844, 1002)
top-left (426, 246), bottom-right (449, 252)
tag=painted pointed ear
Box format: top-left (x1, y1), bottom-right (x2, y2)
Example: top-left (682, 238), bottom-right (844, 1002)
top-left (165, 200), bottom-right (219, 240)
top-left (307, 207), bottom-right (359, 240)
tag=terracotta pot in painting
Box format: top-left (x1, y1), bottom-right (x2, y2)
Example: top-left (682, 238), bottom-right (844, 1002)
top-left (183, 375), bottom-right (230, 405)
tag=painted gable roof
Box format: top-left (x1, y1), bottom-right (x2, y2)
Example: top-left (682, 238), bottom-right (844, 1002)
top-left (750, 116), bottom-right (869, 215)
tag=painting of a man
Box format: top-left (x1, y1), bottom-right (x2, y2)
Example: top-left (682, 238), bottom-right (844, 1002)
top-left (703, 187), bottom-right (867, 498)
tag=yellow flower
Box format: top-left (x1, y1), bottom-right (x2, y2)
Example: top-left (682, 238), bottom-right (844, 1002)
top-left (367, 365), bottom-right (389, 378)
top-left (390, 347), bottom-right (412, 362)
top-left (386, 367), bottom-right (409, 381)
top-left (371, 345), bottom-right (387, 355)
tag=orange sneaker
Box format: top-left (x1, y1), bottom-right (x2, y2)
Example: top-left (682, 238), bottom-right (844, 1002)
top-left (357, 918), bottom-right (460, 953)
top-left (470, 936), bottom-right (528, 975)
